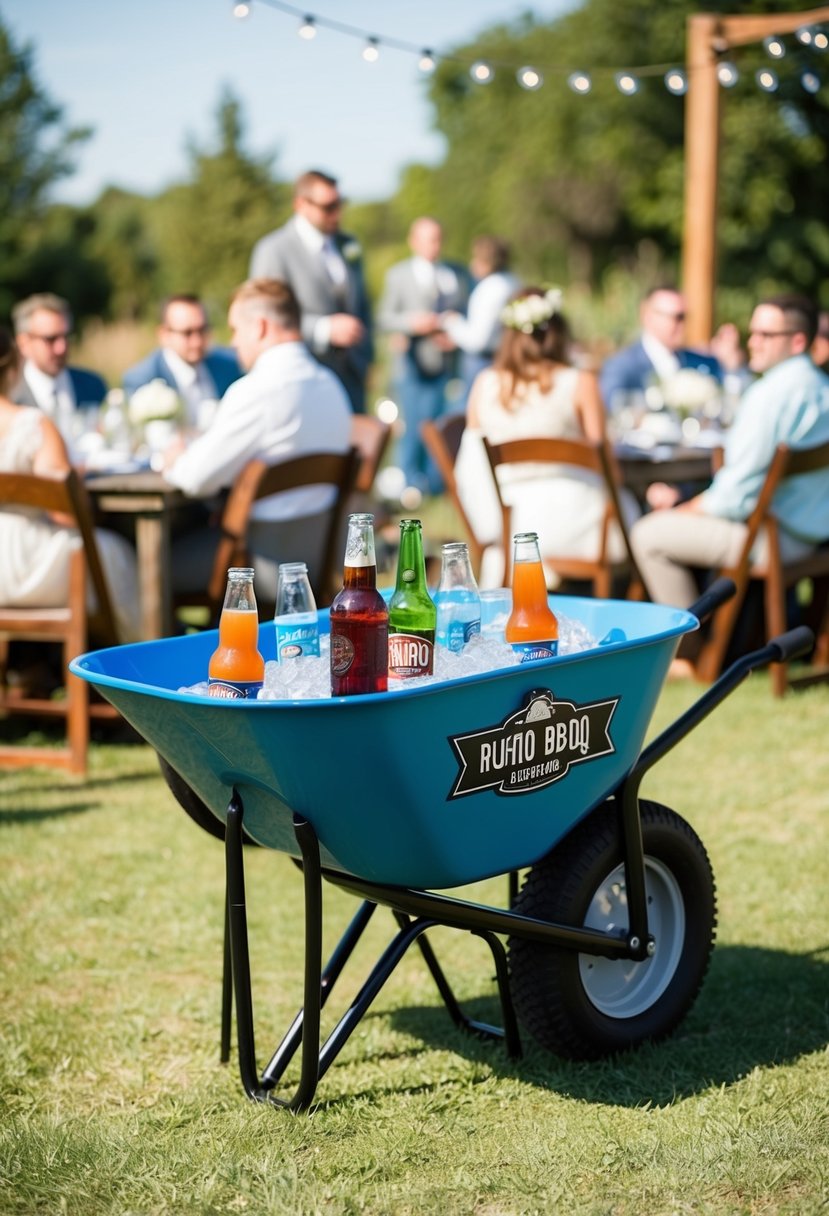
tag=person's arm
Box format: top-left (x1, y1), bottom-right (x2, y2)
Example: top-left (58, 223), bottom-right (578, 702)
top-left (31, 416), bottom-right (74, 526)
top-left (443, 276), bottom-right (510, 354)
top-left (165, 381), bottom-right (260, 498)
top-left (696, 382), bottom-right (777, 520)
top-left (465, 369), bottom-right (496, 429)
top-left (377, 267), bottom-right (437, 338)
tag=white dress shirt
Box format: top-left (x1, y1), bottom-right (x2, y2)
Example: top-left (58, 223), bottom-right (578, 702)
top-left (166, 340), bottom-right (352, 521)
top-left (443, 271), bottom-right (520, 355)
top-left (641, 333), bottom-right (680, 382)
top-left (162, 348), bottom-right (219, 430)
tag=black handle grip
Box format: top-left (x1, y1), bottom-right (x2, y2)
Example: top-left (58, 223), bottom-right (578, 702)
top-left (768, 625), bottom-right (814, 663)
top-left (688, 577), bottom-right (736, 625)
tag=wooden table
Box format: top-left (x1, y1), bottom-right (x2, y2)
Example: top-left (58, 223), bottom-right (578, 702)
top-left (617, 445), bottom-right (715, 501)
top-left (85, 469), bottom-right (189, 641)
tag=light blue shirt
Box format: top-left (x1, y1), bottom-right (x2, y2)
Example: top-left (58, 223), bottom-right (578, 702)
top-left (700, 354), bottom-right (829, 542)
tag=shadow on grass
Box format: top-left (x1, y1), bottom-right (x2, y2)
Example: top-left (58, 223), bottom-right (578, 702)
top-left (0, 768), bottom-right (161, 825)
top-left (387, 942), bottom-right (829, 1106)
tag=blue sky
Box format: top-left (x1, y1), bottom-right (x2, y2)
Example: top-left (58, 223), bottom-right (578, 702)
top-left (4, 0), bottom-right (575, 205)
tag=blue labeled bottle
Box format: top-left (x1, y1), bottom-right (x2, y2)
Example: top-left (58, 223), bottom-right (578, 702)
top-left (274, 562), bottom-right (320, 661)
top-left (435, 542), bottom-right (481, 652)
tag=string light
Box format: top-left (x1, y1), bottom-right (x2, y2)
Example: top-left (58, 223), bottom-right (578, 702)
top-left (796, 26), bottom-right (814, 46)
top-left (801, 70), bottom-right (821, 93)
top-left (568, 71), bottom-right (592, 94)
top-left (517, 65), bottom-right (543, 91)
top-left (814, 31), bottom-right (828, 51)
top-left (763, 36), bottom-right (786, 59)
top-left (664, 69), bottom-right (687, 96)
top-left (615, 73), bottom-right (640, 96)
top-left (362, 37), bottom-right (379, 63)
top-left (756, 68), bottom-right (779, 92)
top-left (717, 61), bottom-right (739, 88)
top-left (297, 15), bottom-right (316, 39)
top-left (233, 2), bottom-right (251, 18)
top-left (470, 61), bottom-right (494, 84)
top-left (418, 50), bottom-right (436, 74)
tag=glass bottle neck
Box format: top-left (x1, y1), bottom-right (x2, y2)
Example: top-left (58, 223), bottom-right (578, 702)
top-left (343, 563), bottom-right (378, 589)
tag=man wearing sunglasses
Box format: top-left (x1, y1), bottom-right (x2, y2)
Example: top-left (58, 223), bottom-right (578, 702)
top-left (249, 169), bottom-right (372, 413)
top-left (122, 294), bottom-right (241, 430)
top-left (599, 285), bottom-right (722, 412)
top-left (11, 293), bottom-right (108, 440)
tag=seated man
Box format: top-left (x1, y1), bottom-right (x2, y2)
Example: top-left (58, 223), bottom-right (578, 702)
top-left (123, 294), bottom-right (241, 430)
top-left (631, 293), bottom-right (829, 663)
top-left (163, 278), bottom-right (352, 601)
top-left (599, 285), bottom-right (721, 412)
top-left (11, 293), bottom-right (107, 443)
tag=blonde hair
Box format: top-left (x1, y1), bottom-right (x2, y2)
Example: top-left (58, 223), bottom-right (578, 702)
top-left (229, 279), bottom-right (301, 330)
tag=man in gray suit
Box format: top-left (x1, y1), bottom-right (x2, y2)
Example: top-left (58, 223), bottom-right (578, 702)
top-left (249, 169), bottom-right (372, 413)
top-left (378, 216), bottom-right (469, 502)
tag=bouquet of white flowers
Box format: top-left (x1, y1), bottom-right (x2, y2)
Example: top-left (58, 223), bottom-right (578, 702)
top-left (660, 368), bottom-right (721, 416)
top-left (128, 378), bottom-right (184, 426)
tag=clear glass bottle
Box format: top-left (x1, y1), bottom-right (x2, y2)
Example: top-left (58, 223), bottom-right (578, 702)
top-left (329, 513), bottom-right (389, 696)
top-left (274, 561), bottom-right (320, 661)
top-left (505, 532), bottom-right (558, 662)
top-left (208, 567), bottom-right (265, 698)
top-left (388, 518), bottom-right (436, 678)
top-left (435, 542), bottom-right (481, 652)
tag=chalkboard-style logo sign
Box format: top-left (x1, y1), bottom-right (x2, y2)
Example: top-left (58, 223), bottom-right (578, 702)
top-left (448, 688), bottom-right (618, 799)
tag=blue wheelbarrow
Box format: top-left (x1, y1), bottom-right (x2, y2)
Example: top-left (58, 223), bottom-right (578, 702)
top-left (70, 580), bottom-right (812, 1110)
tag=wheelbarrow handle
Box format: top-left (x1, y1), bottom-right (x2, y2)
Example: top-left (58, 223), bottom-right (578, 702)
top-left (687, 577), bottom-right (736, 625)
top-left (766, 625), bottom-right (815, 664)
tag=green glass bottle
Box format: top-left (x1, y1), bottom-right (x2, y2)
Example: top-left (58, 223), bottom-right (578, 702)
top-left (388, 518), bottom-right (436, 679)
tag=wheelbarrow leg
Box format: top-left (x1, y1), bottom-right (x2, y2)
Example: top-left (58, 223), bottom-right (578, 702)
top-left (220, 897), bottom-right (232, 1064)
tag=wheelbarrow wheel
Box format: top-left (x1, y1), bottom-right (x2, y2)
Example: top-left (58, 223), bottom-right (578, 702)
top-left (507, 800), bottom-right (716, 1060)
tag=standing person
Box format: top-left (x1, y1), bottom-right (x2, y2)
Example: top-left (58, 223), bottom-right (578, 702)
top-left (378, 216), bottom-right (469, 505)
top-left (163, 279), bottom-right (352, 601)
top-left (122, 294), bottom-right (241, 431)
top-left (11, 293), bottom-right (107, 442)
top-left (456, 286), bottom-right (639, 586)
top-left (631, 294), bottom-right (829, 663)
top-left (0, 326), bottom-right (140, 643)
top-left (811, 309), bottom-right (829, 371)
top-left (441, 234), bottom-right (520, 396)
top-left (598, 285), bottom-right (721, 412)
top-left (248, 169), bottom-right (372, 413)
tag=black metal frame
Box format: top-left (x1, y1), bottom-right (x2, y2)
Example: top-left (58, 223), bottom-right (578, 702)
top-left (217, 584), bottom-right (812, 1111)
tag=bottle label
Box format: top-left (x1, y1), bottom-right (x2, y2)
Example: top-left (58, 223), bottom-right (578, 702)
top-left (330, 633), bottom-right (355, 676)
top-left (388, 632), bottom-right (434, 678)
top-left (510, 640), bottom-right (559, 663)
top-left (275, 619), bottom-right (320, 661)
top-left (443, 617), bottom-right (481, 652)
top-left (207, 678), bottom-right (263, 700)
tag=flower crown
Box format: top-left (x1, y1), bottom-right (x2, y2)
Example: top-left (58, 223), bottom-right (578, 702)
top-left (501, 287), bottom-right (563, 334)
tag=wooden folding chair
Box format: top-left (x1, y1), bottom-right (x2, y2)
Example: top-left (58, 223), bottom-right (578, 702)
top-left (694, 440), bottom-right (829, 695)
top-left (482, 435), bottom-right (644, 595)
top-left (0, 469), bottom-right (120, 775)
top-left (420, 414), bottom-right (487, 576)
top-left (177, 448), bottom-right (361, 624)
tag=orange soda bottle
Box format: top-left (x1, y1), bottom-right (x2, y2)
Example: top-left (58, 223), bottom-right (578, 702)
top-left (505, 532), bottom-right (559, 662)
top-left (208, 567), bottom-right (265, 698)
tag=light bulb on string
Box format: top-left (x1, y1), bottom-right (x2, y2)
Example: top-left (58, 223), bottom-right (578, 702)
top-left (756, 68), bottom-right (779, 92)
top-left (517, 65), bottom-right (543, 91)
top-left (470, 61), bottom-right (494, 84)
top-left (814, 30), bottom-right (828, 51)
top-left (362, 37), bottom-right (380, 63)
top-left (615, 72), bottom-right (640, 96)
top-left (763, 35), bottom-right (786, 59)
top-left (568, 71), bottom-right (592, 94)
top-left (801, 70), bottom-right (821, 94)
top-left (232, 1), bottom-right (251, 19)
top-left (717, 61), bottom-right (739, 87)
top-left (298, 15), bottom-right (316, 40)
top-left (796, 26), bottom-right (814, 46)
top-left (664, 69), bottom-right (687, 95)
top-left (418, 50), bottom-right (436, 75)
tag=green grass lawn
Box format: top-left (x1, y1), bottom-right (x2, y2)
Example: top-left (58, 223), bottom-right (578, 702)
top-left (1, 674), bottom-right (828, 1215)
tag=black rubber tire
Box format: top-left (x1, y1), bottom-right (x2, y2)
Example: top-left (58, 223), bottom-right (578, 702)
top-left (156, 753), bottom-right (258, 846)
top-left (507, 800), bottom-right (716, 1060)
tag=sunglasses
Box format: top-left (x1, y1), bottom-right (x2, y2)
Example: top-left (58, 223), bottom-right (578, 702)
top-left (165, 325), bottom-right (211, 338)
top-left (652, 309), bottom-right (686, 322)
top-left (29, 331), bottom-right (72, 344)
top-left (748, 329), bottom-right (796, 340)
top-left (304, 196), bottom-right (345, 214)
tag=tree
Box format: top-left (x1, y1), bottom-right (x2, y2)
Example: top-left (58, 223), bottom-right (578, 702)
top-left (0, 17), bottom-right (91, 318)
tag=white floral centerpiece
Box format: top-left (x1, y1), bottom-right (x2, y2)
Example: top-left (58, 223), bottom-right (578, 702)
top-left (128, 378), bottom-right (184, 464)
top-left (660, 368), bottom-right (722, 419)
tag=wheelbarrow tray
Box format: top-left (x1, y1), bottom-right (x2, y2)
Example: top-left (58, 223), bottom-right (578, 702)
top-left (71, 596), bottom-right (696, 889)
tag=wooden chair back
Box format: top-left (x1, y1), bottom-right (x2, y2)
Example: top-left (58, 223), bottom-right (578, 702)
top-left (349, 414), bottom-right (392, 494)
top-left (0, 469), bottom-right (120, 775)
top-left (420, 414), bottom-right (486, 574)
top-left (482, 435), bottom-right (643, 595)
top-left (695, 440), bottom-right (829, 694)
top-left (203, 447), bottom-right (361, 617)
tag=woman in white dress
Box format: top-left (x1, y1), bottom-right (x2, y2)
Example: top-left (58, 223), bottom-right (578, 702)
top-left (0, 327), bottom-right (140, 642)
top-left (456, 286), bottom-right (640, 585)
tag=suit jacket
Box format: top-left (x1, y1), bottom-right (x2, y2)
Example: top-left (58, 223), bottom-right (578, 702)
top-left (122, 347), bottom-right (241, 399)
top-left (599, 339), bottom-right (722, 410)
top-left (378, 257), bottom-right (470, 379)
top-left (249, 217), bottom-right (372, 411)
top-left (12, 365), bottom-right (108, 410)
